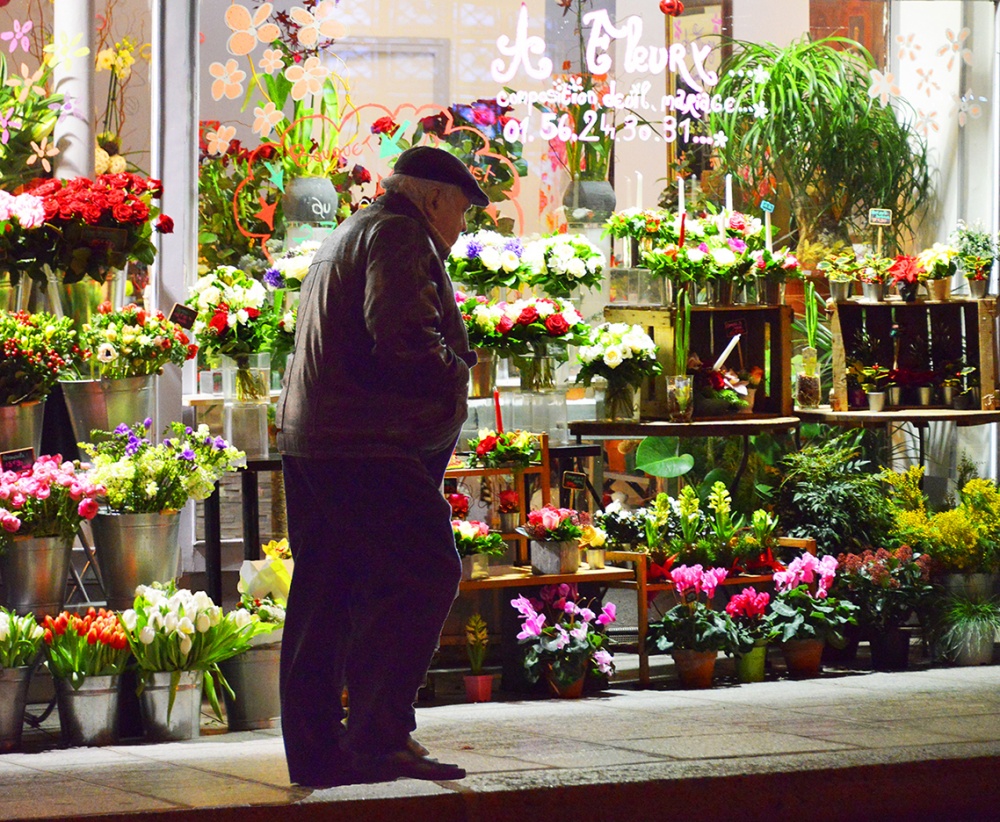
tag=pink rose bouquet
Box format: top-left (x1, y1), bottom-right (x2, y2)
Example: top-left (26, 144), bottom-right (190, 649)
top-left (519, 504), bottom-right (586, 542)
top-left (452, 519), bottom-right (505, 559)
top-left (0, 456), bottom-right (104, 551)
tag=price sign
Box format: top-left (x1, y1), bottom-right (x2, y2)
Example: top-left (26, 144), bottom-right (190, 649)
top-left (868, 208), bottom-right (893, 226)
top-left (168, 303), bottom-right (198, 330)
top-left (724, 319), bottom-right (747, 338)
top-left (760, 200), bottom-right (775, 213)
top-left (562, 471), bottom-right (588, 491)
top-left (1, 448), bottom-right (35, 473)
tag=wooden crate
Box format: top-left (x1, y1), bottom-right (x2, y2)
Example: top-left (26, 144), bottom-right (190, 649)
top-left (604, 304), bottom-right (794, 419)
top-left (830, 297), bottom-right (999, 410)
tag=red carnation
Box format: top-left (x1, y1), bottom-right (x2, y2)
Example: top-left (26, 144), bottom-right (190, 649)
top-left (544, 314), bottom-right (570, 336)
top-left (517, 306), bottom-right (539, 325)
top-left (155, 214), bottom-right (174, 234)
top-left (476, 435), bottom-right (498, 457)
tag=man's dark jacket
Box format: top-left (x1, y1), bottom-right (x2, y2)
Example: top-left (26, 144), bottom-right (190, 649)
top-left (276, 191), bottom-right (474, 460)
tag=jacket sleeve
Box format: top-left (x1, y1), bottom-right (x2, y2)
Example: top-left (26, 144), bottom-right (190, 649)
top-left (362, 217), bottom-right (470, 398)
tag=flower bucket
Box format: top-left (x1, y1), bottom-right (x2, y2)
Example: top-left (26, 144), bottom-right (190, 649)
top-left (499, 512), bottom-right (520, 533)
top-left (0, 534), bottom-right (74, 620)
top-left (828, 281), bottom-right (851, 303)
top-left (54, 674), bottom-right (120, 747)
top-left (0, 665), bottom-right (33, 753)
top-left (896, 280), bottom-right (918, 302)
top-left (929, 278), bottom-right (952, 301)
top-left (0, 400), bottom-right (45, 456)
top-left (968, 278), bottom-right (989, 299)
top-left (219, 641), bottom-right (282, 731)
top-left (138, 669), bottom-right (204, 742)
top-left (780, 639), bottom-right (824, 678)
top-left (463, 673), bottom-right (493, 703)
top-left (460, 553), bottom-right (491, 582)
top-left (672, 649), bottom-right (717, 688)
top-left (90, 511), bottom-right (182, 611)
top-left (867, 391), bottom-right (886, 413)
top-left (530, 539), bottom-right (580, 575)
top-left (468, 349), bottom-right (497, 399)
top-left (545, 670), bottom-right (586, 699)
top-left (517, 354), bottom-right (557, 393)
top-left (735, 642), bottom-right (768, 684)
top-left (860, 281), bottom-right (882, 302)
top-left (585, 548), bottom-right (606, 570)
top-left (869, 629), bottom-right (910, 672)
top-left (60, 376), bottom-right (155, 445)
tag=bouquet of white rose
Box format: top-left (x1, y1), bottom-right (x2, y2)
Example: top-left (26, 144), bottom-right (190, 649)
top-left (522, 233), bottom-right (605, 298)
top-left (448, 230), bottom-right (532, 293)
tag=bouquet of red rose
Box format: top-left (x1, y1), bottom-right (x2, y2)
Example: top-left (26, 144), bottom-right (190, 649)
top-left (16, 173), bottom-right (172, 285)
top-left (498, 296), bottom-right (590, 356)
top-left (467, 428), bottom-right (540, 468)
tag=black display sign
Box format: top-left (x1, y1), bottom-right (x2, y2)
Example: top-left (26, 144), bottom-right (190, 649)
top-left (168, 303), bottom-right (198, 330)
top-left (1, 447), bottom-right (35, 473)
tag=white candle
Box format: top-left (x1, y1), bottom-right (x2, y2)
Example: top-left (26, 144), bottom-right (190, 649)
top-left (765, 211), bottom-right (773, 253)
top-left (677, 176), bottom-right (685, 215)
top-left (725, 173), bottom-right (733, 212)
top-left (635, 171), bottom-right (643, 211)
top-left (713, 333), bottom-right (741, 372)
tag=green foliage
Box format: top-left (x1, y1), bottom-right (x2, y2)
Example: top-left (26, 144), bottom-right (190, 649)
top-left (465, 614), bottom-right (489, 675)
top-left (634, 437), bottom-right (694, 479)
top-left (0, 607), bottom-right (44, 668)
top-left (674, 288), bottom-right (690, 375)
top-left (767, 585), bottom-right (857, 644)
top-left (937, 596), bottom-right (1000, 663)
top-left (649, 601), bottom-right (729, 653)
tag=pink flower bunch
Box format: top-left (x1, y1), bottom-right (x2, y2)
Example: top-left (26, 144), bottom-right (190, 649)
top-left (522, 504), bottom-right (586, 542)
top-left (0, 190), bottom-right (45, 229)
top-left (670, 564), bottom-right (728, 599)
top-left (0, 456), bottom-right (104, 544)
top-left (726, 586), bottom-right (770, 621)
top-left (773, 552), bottom-right (838, 598)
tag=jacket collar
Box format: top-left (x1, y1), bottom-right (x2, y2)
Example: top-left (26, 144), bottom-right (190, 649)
top-left (377, 191), bottom-right (451, 258)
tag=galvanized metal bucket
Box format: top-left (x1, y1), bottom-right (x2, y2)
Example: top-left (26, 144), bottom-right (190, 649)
top-left (0, 535), bottom-right (73, 619)
top-left (530, 540), bottom-right (580, 575)
top-left (55, 674), bottom-right (120, 747)
top-left (0, 665), bottom-right (33, 753)
top-left (89, 512), bottom-right (181, 611)
top-left (219, 640), bottom-right (282, 731)
top-left (0, 400), bottom-right (46, 455)
top-left (138, 670), bottom-right (204, 742)
top-left (59, 375), bottom-right (155, 444)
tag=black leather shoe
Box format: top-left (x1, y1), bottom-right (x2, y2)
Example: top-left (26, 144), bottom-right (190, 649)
top-left (370, 747), bottom-right (466, 782)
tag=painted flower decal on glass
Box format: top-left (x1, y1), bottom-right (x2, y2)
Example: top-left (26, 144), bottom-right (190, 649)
top-left (0, 19), bottom-right (32, 53)
top-left (914, 109), bottom-right (939, 138)
top-left (252, 101), bottom-right (284, 137)
top-left (284, 55), bottom-right (328, 101)
top-left (205, 124), bottom-right (237, 156)
top-left (915, 67), bottom-right (940, 99)
top-left (209, 58), bottom-right (246, 101)
top-left (896, 32), bottom-right (921, 62)
top-left (290, 2), bottom-right (346, 48)
top-left (938, 27), bottom-right (973, 73)
top-left (955, 90), bottom-right (984, 128)
top-left (867, 69), bottom-right (900, 108)
top-left (225, 2), bottom-right (281, 57)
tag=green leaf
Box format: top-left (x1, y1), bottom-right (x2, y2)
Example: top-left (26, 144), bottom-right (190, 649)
top-left (635, 437), bottom-right (694, 478)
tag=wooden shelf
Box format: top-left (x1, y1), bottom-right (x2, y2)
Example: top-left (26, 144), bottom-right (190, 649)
top-left (458, 564), bottom-right (633, 591)
top-left (796, 405), bottom-right (1000, 428)
top-left (569, 416), bottom-right (800, 440)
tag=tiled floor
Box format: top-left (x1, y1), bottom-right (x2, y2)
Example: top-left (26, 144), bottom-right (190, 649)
top-left (3, 657), bottom-right (1000, 821)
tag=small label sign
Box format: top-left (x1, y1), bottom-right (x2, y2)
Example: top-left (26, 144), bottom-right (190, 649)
top-left (724, 319), bottom-right (747, 338)
top-left (562, 470), bottom-right (588, 491)
top-left (868, 208), bottom-right (893, 226)
top-left (168, 303), bottom-right (198, 330)
top-left (760, 200), bottom-right (775, 213)
top-left (1, 447), bottom-right (35, 473)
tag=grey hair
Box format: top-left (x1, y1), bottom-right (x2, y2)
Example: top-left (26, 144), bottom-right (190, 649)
top-left (382, 173), bottom-right (463, 209)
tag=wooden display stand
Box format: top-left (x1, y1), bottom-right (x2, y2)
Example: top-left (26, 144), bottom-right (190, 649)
top-left (604, 304), bottom-right (794, 419)
top-left (829, 296), bottom-right (999, 411)
top-left (606, 537), bottom-right (817, 687)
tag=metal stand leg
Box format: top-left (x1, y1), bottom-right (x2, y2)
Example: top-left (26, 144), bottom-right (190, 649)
top-left (205, 483), bottom-right (222, 605)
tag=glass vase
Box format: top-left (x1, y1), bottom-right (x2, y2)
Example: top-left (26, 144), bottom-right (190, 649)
top-left (599, 380), bottom-right (639, 422)
top-left (222, 353), bottom-right (271, 403)
top-left (666, 375), bottom-right (694, 422)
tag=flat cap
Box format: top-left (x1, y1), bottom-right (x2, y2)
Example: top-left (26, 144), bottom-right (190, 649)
top-left (392, 145), bottom-right (490, 207)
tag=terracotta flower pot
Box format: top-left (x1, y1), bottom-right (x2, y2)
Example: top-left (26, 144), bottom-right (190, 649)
top-left (546, 671), bottom-right (586, 699)
top-left (671, 649), bottom-right (717, 689)
top-left (780, 639), bottom-right (825, 678)
top-left (463, 674), bottom-right (493, 703)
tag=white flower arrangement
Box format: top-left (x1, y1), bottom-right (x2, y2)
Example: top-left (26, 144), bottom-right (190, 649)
top-left (522, 232), bottom-right (605, 298)
top-left (576, 322), bottom-right (661, 387)
top-left (448, 230), bottom-right (532, 292)
top-left (916, 242), bottom-right (959, 281)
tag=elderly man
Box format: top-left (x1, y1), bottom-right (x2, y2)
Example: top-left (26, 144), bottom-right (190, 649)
top-left (276, 146), bottom-right (489, 788)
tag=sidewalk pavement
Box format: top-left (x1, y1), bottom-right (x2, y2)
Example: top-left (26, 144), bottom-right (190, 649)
top-left (3, 659), bottom-right (1000, 822)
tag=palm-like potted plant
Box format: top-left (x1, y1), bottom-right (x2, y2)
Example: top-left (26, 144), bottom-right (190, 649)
top-left (464, 613), bottom-right (493, 703)
top-left (708, 36), bottom-right (931, 266)
top-left (648, 564), bottom-right (730, 689)
top-left (936, 596), bottom-right (1000, 666)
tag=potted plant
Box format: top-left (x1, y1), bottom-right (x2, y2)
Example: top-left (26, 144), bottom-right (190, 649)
top-left (497, 488), bottom-right (521, 534)
top-left (950, 220), bottom-right (996, 299)
top-left (510, 582), bottom-right (616, 697)
top-left (0, 456), bottom-right (103, 619)
top-left (725, 586), bottom-right (774, 683)
top-left (857, 364), bottom-right (891, 412)
top-left (647, 564), bottom-right (730, 689)
top-left (835, 546), bottom-right (934, 671)
top-left (817, 250), bottom-right (860, 302)
top-left (453, 519), bottom-right (506, 581)
top-left (41, 608), bottom-right (130, 746)
top-left (888, 254), bottom-right (923, 302)
top-left (917, 243), bottom-right (959, 301)
top-left (859, 252), bottom-right (894, 301)
top-left (575, 321), bottom-right (662, 421)
top-left (467, 429), bottom-right (541, 469)
top-left (708, 36), bottom-right (931, 265)
top-left (517, 504), bottom-right (586, 575)
top-left (579, 523), bottom-right (608, 570)
top-left (768, 552), bottom-right (858, 678)
top-left (80, 420), bottom-right (245, 609)
top-left (594, 499), bottom-right (649, 551)
top-left (0, 310), bottom-right (84, 455)
top-left (796, 281), bottom-right (822, 408)
top-left (463, 614), bottom-right (492, 703)
top-left (0, 606), bottom-right (45, 753)
top-left (119, 582), bottom-right (275, 741)
top-left (749, 246), bottom-right (801, 305)
top-left (936, 595), bottom-right (1000, 666)
top-left (60, 302), bottom-right (199, 445)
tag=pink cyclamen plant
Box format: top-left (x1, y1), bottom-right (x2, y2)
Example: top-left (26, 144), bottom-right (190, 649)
top-left (773, 552), bottom-right (838, 598)
top-left (670, 563), bottom-right (728, 599)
